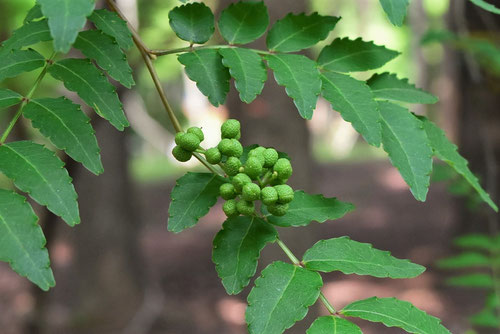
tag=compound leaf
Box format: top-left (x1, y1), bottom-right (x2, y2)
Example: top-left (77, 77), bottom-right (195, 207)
top-left (213, 216), bottom-right (277, 295)
top-left (437, 252), bottom-right (491, 269)
top-left (379, 0), bottom-right (410, 26)
top-left (266, 53), bottom-right (321, 119)
top-left (178, 49), bottom-right (231, 106)
top-left (266, 191), bottom-right (354, 227)
top-left (24, 4), bottom-right (44, 23)
top-left (454, 234), bottom-right (494, 250)
top-left (470, 0), bottom-right (500, 15)
top-left (303, 236), bottom-right (425, 278)
top-left (74, 29), bottom-right (135, 88)
top-left (470, 308), bottom-right (500, 328)
top-left (0, 190), bottom-right (55, 291)
top-left (168, 172), bottom-right (225, 233)
top-left (23, 97), bottom-right (103, 175)
top-left (88, 9), bottom-right (133, 50)
top-left (318, 38), bottom-right (399, 73)
top-left (0, 49), bottom-right (45, 82)
top-left (48, 58), bottom-right (129, 131)
top-left (0, 89), bottom-right (23, 108)
top-left (307, 316), bottom-right (362, 334)
top-left (37, 0), bottom-right (95, 53)
top-left (0, 141), bottom-right (79, 226)
top-left (368, 73), bottom-right (438, 104)
top-left (0, 20), bottom-right (51, 56)
top-left (169, 3), bottom-right (215, 44)
top-left (246, 261), bottom-right (323, 334)
top-left (219, 47), bottom-right (266, 104)
top-left (341, 297), bottom-right (451, 334)
top-left (219, 1), bottom-right (269, 44)
top-left (446, 273), bottom-right (493, 288)
top-left (321, 72), bottom-right (381, 147)
top-left (378, 101), bottom-right (432, 202)
top-left (266, 13), bottom-right (340, 52)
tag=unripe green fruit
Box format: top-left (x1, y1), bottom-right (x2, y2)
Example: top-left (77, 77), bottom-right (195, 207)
top-left (261, 186), bottom-right (278, 205)
top-left (263, 148), bottom-right (279, 168)
top-left (172, 145), bottom-right (192, 162)
top-left (187, 126), bottom-right (204, 141)
top-left (220, 183), bottom-right (236, 200)
top-left (267, 203), bottom-right (289, 217)
top-left (178, 133), bottom-right (201, 152)
top-left (237, 200), bottom-right (255, 216)
top-left (218, 138), bottom-right (243, 157)
top-left (244, 157), bottom-right (263, 180)
top-left (273, 158), bottom-right (293, 180)
top-left (249, 151), bottom-right (265, 166)
top-left (205, 147), bottom-right (222, 164)
top-left (249, 146), bottom-right (266, 155)
top-left (274, 184), bottom-right (294, 204)
top-left (232, 173), bottom-right (252, 192)
top-left (242, 183), bottom-right (261, 201)
top-left (221, 119), bottom-right (241, 139)
top-left (223, 199), bottom-right (238, 217)
top-left (174, 132), bottom-right (184, 145)
top-left (224, 157), bottom-right (242, 176)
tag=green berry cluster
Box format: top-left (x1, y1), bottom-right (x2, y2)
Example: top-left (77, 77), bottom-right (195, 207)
top-left (172, 119), bottom-right (294, 218)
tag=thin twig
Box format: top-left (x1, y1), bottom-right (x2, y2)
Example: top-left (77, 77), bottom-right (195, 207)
top-left (150, 45), bottom-right (273, 57)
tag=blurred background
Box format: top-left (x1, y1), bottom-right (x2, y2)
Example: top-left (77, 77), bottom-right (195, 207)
top-left (0, 0), bottom-right (499, 333)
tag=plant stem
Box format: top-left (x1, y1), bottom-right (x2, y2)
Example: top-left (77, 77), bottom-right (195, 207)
top-left (0, 52), bottom-right (56, 145)
top-left (276, 238), bottom-right (301, 266)
top-left (319, 292), bottom-right (337, 314)
top-left (150, 44), bottom-right (274, 57)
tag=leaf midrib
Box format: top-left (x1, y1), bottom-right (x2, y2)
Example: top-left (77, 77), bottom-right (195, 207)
top-left (343, 308), bottom-right (423, 333)
top-left (270, 17), bottom-right (328, 51)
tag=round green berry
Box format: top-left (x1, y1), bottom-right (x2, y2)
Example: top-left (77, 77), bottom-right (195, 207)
top-left (178, 133), bottom-right (201, 152)
top-left (221, 119), bottom-right (241, 139)
top-left (187, 126), bottom-right (204, 142)
top-left (223, 199), bottom-right (238, 217)
top-left (263, 148), bottom-right (279, 168)
top-left (224, 157), bottom-right (242, 176)
top-left (205, 147), bottom-right (222, 164)
top-left (172, 145), bottom-right (192, 162)
top-left (267, 203), bottom-right (289, 217)
top-left (242, 183), bottom-right (261, 201)
top-left (261, 186), bottom-right (278, 205)
top-left (220, 183), bottom-right (236, 200)
top-left (232, 173), bottom-right (252, 192)
top-left (274, 184), bottom-right (294, 203)
top-left (236, 200), bottom-right (255, 216)
top-left (218, 138), bottom-right (243, 157)
top-left (273, 158), bottom-right (293, 180)
top-left (244, 157), bottom-right (263, 180)
top-left (249, 146), bottom-right (266, 155)
top-left (174, 132), bottom-right (184, 145)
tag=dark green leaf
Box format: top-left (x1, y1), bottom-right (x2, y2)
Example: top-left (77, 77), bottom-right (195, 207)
top-left (0, 49), bottom-right (45, 82)
top-left (213, 216), bottom-right (277, 295)
top-left (0, 190), bottom-right (55, 291)
top-left (341, 297), bottom-right (451, 333)
top-left (470, 0), bottom-right (500, 15)
top-left (303, 236), bottom-right (425, 278)
top-left (321, 72), bottom-right (381, 147)
top-left (266, 54), bottom-right (321, 119)
top-left (246, 261), bottom-right (323, 334)
top-left (266, 191), bottom-right (354, 227)
top-left (266, 13), bottom-right (340, 52)
top-left (379, 0), bottom-right (410, 26)
top-left (318, 38), bottom-right (399, 73)
top-left (48, 58), bottom-right (129, 131)
top-left (219, 1), bottom-right (269, 44)
top-left (470, 308), bottom-right (500, 328)
top-left (446, 273), bottom-right (493, 288)
top-left (88, 9), bottom-right (133, 50)
top-left (0, 141), bottom-right (79, 226)
top-left (437, 252), bottom-right (491, 269)
top-left (0, 89), bottom-right (23, 108)
top-left (24, 4), bottom-right (44, 23)
top-left (0, 20), bottom-right (51, 56)
top-left (23, 97), bottom-right (103, 175)
top-left (168, 172), bottom-right (225, 233)
top-left (219, 48), bottom-right (266, 103)
top-left (169, 3), bottom-right (215, 44)
top-left (368, 73), bottom-right (438, 104)
top-left (307, 316), bottom-right (362, 334)
top-left (178, 49), bottom-right (231, 106)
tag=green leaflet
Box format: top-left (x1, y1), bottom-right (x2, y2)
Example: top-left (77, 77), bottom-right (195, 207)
top-left (379, 0), bottom-right (410, 26)
top-left (0, 141), bottom-right (80, 226)
top-left (437, 252), bottom-right (491, 269)
top-left (48, 58), bottom-right (129, 131)
top-left (266, 191), bottom-right (354, 227)
top-left (23, 97), bottom-right (103, 175)
top-left (212, 216), bottom-right (277, 295)
top-left (303, 237), bottom-right (425, 278)
top-left (368, 73), bottom-right (438, 104)
top-left (74, 29), bottom-right (135, 88)
top-left (321, 72), bottom-right (381, 147)
top-left (218, 1), bottom-right (269, 44)
top-left (470, 308), bottom-right (500, 328)
top-left (470, 0), bottom-right (500, 15)
top-left (168, 172), bottom-right (225, 233)
top-left (246, 261), bottom-right (323, 334)
top-left (37, 0), bottom-right (95, 53)
top-left (0, 190), bottom-right (55, 291)
top-left (0, 89), bottom-right (23, 108)
top-left (88, 9), bottom-right (133, 50)
top-left (24, 4), bottom-right (44, 23)
top-left (219, 48), bottom-right (267, 104)
top-left (0, 49), bottom-right (45, 82)
top-left (307, 316), bottom-right (362, 334)
top-left (168, 3), bottom-right (215, 44)
top-left (454, 234), bottom-right (496, 250)
top-left (378, 102), bottom-right (432, 202)
top-left (266, 54), bottom-right (321, 120)
top-left (341, 297), bottom-right (451, 334)
top-left (421, 117), bottom-right (498, 211)
top-left (0, 20), bottom-right (51, 56)
top-left (446, 273), bottom-right (494, 288)
top-left (178, 49), bottom-right (231, 106)
top-left (318, 38), bottom-right (399, 73)
top-left (266, 13), bottom-right (340, 52)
